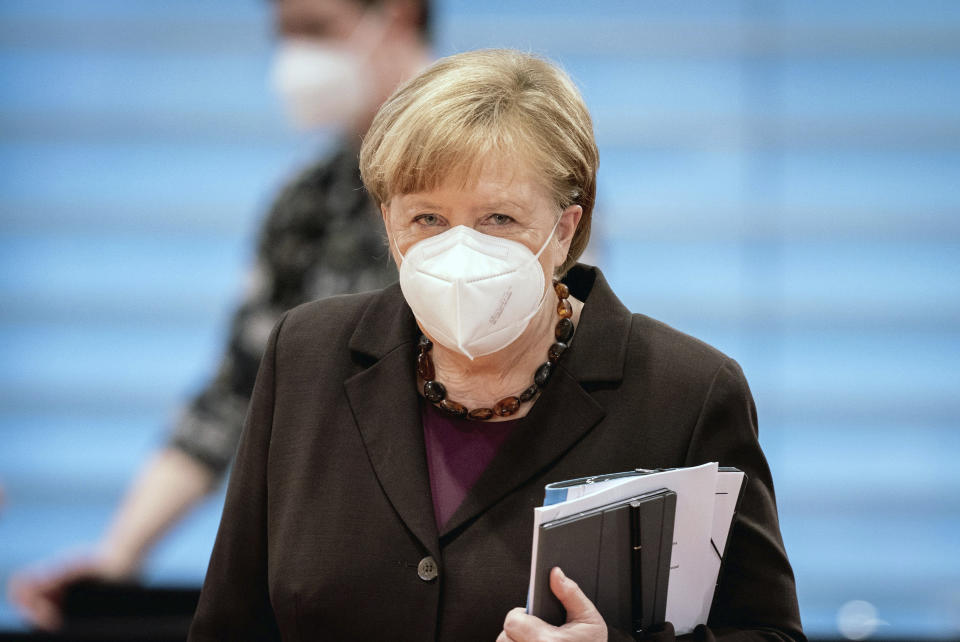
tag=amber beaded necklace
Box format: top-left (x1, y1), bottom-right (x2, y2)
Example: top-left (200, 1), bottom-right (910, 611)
top-left (417, 280), bottom-right (575, 421)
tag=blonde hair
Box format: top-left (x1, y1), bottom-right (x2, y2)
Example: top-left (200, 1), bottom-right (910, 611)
top-left (359, 48), bottom-right (599, 274)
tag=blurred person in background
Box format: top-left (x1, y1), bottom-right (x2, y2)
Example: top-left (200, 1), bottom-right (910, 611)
top-left (7, 0), bottom-right (432, 631)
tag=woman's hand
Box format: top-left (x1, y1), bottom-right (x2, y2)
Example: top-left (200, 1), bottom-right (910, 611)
top-left (7, 556), bottom-right (128, 631)
top-left (497, 567), bottom-right (608, 642)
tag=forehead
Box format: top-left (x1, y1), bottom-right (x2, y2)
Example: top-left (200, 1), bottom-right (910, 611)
top-left (392, 154), bottom-right (552, 210)
top-left (275, 0), bottom-right (365, 37)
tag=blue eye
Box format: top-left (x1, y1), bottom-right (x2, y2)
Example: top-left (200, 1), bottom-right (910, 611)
top-left (486, 214), bottom-right (515, 225)
top-left (414, 213), bottom-right (442, 226)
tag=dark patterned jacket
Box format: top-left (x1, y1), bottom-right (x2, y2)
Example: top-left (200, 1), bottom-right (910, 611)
top-left (169, 143), bottom-right (397, 475)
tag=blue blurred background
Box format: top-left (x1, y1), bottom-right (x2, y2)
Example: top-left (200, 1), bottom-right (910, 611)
top-left (1, 0), bottom-right (958, 638)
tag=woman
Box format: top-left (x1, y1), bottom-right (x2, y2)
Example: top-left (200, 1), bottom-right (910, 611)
top-left (188, 49), bottom-right (804, 642)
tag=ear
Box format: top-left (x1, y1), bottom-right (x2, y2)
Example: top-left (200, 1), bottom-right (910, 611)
top-left (550, 204), bottom-right (581, 275)
top-left (556, 204), bottom-right (582, 252)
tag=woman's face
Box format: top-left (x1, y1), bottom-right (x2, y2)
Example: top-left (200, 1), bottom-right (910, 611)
top-left (381, 157), bottom-right (582, 279)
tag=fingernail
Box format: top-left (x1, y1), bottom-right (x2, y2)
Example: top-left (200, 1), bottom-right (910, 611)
top-left (555, 567), bottom-right (566, 581)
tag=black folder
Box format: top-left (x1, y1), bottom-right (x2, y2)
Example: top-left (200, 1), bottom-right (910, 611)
top-left (57, 580), bottom-right (199, 641)
top-left (531, 488), bottom-right (676, 638)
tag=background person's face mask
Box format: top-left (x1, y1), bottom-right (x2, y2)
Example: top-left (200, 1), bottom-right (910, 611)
top-left (397, 220), bottom-right (562, 360)
top-left (270, 10), bottom-right (385, 130)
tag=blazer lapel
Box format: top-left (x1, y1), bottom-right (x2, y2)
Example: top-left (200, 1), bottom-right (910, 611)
top-left (345, 285), bottom-right (440, 558)
top-left (439, 265), bottom-right (633, 538)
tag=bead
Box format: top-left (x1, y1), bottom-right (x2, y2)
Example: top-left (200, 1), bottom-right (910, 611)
top-left (519, 384), bottom-right (539, 402)
top-left (416, 352), bottom-right (435, 381)
top-left (416, 296), bottom-right (574, 420)
top-left (494, 396), bottom-right (521, 417)
top-left (439, 399), bottom-right (468, 418)
top-left (534, 361), bottom-right (553, 388)
top-left (468, 407), bottom-right (495, 421)
top-left (548, 341), bottom-right (567, 363)
top-left (423, 380), bottom-right (446, 403)
top-left (418, 335), bottom-right (433, 353)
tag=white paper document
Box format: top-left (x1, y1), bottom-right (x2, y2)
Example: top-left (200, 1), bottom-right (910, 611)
top-left (527, 463), bottom-right (745, 636)
top-left (712, 469), bottom-right (746, 558)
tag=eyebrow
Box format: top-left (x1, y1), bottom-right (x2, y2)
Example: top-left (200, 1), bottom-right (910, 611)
top-left (400, 198), bottom-right (529, 214)
top-left (403, 198), bottom-right (445, 211)
top-left (475, 200), bottom-right (527, 212)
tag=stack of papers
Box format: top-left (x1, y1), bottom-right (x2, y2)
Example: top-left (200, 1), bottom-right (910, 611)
top-left (526, 463), bottom-right (746, 635)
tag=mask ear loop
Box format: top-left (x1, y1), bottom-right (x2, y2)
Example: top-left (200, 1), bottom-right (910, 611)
top-left (533, 212), bottom-right (566, 261)
top-left (514, 211), bottom-right (567, 334)
top-left (392, 233), bottom-right (406, 264)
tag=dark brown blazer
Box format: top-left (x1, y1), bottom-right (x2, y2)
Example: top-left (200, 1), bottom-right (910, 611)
top-left (188, 265), bottom-right (804, 642)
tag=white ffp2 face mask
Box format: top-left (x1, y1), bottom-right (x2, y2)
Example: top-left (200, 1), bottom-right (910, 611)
top-left (397, 220), bottom-right (561, 360)
top-left (270, 7), bottom-right (390, 131)
top-left (270, 38), bottom-right (372, 130)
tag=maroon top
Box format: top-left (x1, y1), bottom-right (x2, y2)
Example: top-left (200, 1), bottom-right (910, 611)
top-left (420, 399), bottom-right (521, 530)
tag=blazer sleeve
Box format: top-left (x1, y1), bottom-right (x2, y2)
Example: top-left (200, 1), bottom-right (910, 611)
top-left (649, 359), bottom-right (806, 642)
top-left (187, 313), bottom-right (289, 641)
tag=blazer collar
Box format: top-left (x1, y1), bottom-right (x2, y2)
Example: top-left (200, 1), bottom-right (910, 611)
top-left (347, 281), bottom-right (416, 360)
top-left (345, 265), bottom-right (633, 550)
top-left (559, 265), bottom-right (632, 384)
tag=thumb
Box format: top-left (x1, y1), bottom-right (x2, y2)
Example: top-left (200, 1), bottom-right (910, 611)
top-left (549, 567), bottom-right (601, 625)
